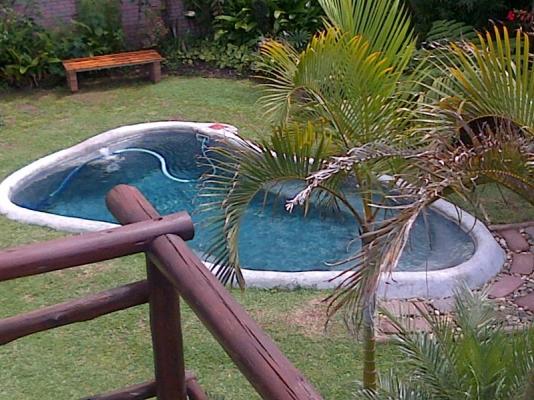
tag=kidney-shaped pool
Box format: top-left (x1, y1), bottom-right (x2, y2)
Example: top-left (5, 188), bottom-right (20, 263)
top-left (0, 122), bottom-right (505, 298)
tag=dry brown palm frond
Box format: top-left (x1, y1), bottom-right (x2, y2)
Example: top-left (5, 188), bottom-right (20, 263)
top-left (288, 112), bottom-right (533, 328)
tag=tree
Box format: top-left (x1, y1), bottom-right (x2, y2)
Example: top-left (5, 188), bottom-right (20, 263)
top-left (200, 0), bottom-right (534, 393)
top-left (286, 24), bottom-right (533, 392)
top-left (200, 0), bottom-right (419, 390)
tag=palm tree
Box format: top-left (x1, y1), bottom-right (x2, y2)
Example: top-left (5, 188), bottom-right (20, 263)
top-left (200, 1), bottom-right (534, 394)
top-left (285, 25), bottom-right (533, 391)
top-left (199, 0), bottom-right (419, 390)
top-left (357, 286), bottom-right (534, 399)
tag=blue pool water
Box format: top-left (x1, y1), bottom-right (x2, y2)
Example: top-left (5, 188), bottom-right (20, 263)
top-left (12, 129), bottom-right (475, 272)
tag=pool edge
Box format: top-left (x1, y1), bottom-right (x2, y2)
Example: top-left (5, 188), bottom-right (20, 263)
top-left (0, 122), bottom-right (505, 299)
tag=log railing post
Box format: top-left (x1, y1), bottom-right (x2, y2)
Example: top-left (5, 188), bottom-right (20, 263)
top-left (146, 258), bottom-right (187, 400)
top-left (107, 185), bottom-right (323, 400)
top-left (104, 184), bottom-right (188, 400)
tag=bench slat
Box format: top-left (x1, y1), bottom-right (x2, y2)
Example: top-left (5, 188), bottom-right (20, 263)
top-left (63, 50), bottom-right (163, 72)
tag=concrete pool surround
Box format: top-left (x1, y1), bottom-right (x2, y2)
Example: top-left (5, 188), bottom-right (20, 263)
top-left (0, 122), bottom-right (505, 299)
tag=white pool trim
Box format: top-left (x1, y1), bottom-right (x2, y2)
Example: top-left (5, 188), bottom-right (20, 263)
top-left (0, 122), bottom-right (505, 299)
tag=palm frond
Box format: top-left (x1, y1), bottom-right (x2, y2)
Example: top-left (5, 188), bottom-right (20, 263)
top-left (375, 286), bottom-right (534, 400)
top-left (258, 27), bottom-right (415, 147)
top-left (318, 0), bottom-right (416, 71)
top-left (424, 19), bottom-right (477, 44)
top-left (426, 26), bottom-right (534, 133)
top-left (289, 111), bottom-right (532, 329)
top-left (198, 123), bottom-right (347, 287)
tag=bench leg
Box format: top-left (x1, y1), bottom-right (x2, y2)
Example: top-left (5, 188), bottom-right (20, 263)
top-left (66, 71), bottom-right (79, 93)
top-left (149, 61), bottom-right (161, 83)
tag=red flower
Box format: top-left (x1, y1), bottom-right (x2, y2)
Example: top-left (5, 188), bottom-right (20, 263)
top-left (507, 10), bottom-right (516, 21)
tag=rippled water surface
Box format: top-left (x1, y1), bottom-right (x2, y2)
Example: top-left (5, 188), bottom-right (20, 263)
top-left (12, 130), bottom-right (475, 272)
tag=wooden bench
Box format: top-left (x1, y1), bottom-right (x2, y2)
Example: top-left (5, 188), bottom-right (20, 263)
top-left (62, 49), bottom-right (163, 93)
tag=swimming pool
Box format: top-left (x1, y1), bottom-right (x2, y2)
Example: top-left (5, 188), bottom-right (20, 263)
top-left (0, 122), bottom-right (505, 298)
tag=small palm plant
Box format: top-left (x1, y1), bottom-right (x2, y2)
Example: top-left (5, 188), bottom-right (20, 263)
top-left (199, 0), bottom-right (420, 390)
top-left (284, 24), bottom-right (533, 392)
top-left (357, 287), bottom-right (534, 400)
top-left (200, 1), bottom-right (534, 393)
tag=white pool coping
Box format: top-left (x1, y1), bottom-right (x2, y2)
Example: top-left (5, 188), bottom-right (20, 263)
top-left (0, 122), bottom-right (505, 299)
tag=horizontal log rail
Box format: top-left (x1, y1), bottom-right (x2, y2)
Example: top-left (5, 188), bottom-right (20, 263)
top-left (107, 185), bottom-right (323, 400)
top-left (0, 212), bottom-right (193, 282)
top-left (82, 372), bottom-right (207, 400)
top-left (0, 184), bottom-right (323, 399)
top-left (0, 280), bottom-right (148, 345)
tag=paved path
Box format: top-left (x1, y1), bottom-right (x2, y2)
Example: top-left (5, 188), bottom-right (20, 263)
top-left (377, 223), bottom-right (534, 338)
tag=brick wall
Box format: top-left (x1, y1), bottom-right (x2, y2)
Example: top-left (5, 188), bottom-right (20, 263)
top-left (13, 0), bottom-right (76, 28)
top-left (11, 0), bottom-right (193, 46)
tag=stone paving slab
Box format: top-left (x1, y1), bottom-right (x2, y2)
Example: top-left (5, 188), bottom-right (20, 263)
top-left (377, 316), bottom-right (431, 334)
top-left (510, 253), bottom-right (534, 275)
top-left (489, 275), bottom-right (523, 298)
top-left (379, 300), bottom-right (428, 317)
top-left (515, 293), bottom-right (534, 311)
top-left (429, 298), bottom-right (455, 314)
top-left (378, 318), bottom-right (400, 334)
top-left (500, 229), bottom-right (530, 252)
top-left (377, 223), bottom-right (534, 340)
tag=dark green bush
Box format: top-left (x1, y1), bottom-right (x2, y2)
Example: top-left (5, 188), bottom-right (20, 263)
top-left (185, 0), bottom-right (323, 48)
top-left (161, 38), bottom-right (258, 73)
top-left (54, 0), bottom-right (124, 59)
top-left (0, 6), bottom-right (60, 87)
top-left (0, 0), bottom-right (125, 87)
top-left (407, 0), bottom-right (533, 37)
top-left (169, 0), bottom-right (323, 75)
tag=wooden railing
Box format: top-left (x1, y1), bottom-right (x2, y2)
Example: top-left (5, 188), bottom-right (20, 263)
top-left (0, 185), bottom-right (323, 400)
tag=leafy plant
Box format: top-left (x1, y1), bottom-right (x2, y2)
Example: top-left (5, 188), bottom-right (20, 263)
top-left (358, 287), bottom-right (534, 399)
top-left (57, 0), bottom-right (124, 58)
top-left (200, 0), bottom-right (419, 391)
top-left (423, 19), bottom-right (477, 44)
top-left (0, 6), bottom-right (60, 86)
top-left (406, 0), bottom-right (517, 36)
top-left (186, 0), bottom-right (324, 49)
top-left (161, 38), bottom-right (258, 73)
top-left (201, 1), bottom-right (534, 394)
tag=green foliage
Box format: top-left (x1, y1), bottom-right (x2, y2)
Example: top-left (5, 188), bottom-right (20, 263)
top-left (0, 6), bottom-right (59, 86)
top-left (186, 0), bottom-right (324, 49)
top-left (166, 0), bottom-right (324, 74)
top-left (200, 0), bottom-right (534, 390)
top-left (407, 0), bottom-right (532, 36)
top-left (202, 0), bottom-right (420, 300)
top-left (55, 0), bottom-right (124, 58)
top-left (161, 38), bottom-right (258, 73)
top-left (0, 0), bottom-right (124, 87)
top-left (424, 19), bottom-right (477, 43)
top-left (215, 0), bottom-right (323, 45)
top-left (359, 287), bottom-right (534, 399)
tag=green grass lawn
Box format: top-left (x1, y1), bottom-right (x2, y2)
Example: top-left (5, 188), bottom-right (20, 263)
top-left (0, 77), bottom-right (404, 399)
top-left (0, 76), bottom-right (531, 399)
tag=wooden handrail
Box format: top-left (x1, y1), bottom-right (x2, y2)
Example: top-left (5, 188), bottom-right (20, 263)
top-left (0, 184), bottom-right (323, 399)
top-left (82, 372), bottom-right (207, 400)
top-left (0, 280), bottom-right (148, 345)
top-left (0, 212), bottom-right (193, 282)
top-left (107, 185), bottom-right (324, 400)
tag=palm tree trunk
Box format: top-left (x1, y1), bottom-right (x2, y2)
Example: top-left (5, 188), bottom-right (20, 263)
top-left (524, 369), bottom-right (534, 400)
top-left (362, 301), bottom-right (377, 391)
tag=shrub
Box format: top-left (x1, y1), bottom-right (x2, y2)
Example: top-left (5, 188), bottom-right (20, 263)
top-left (407, 0), bottom-right (533, 36)
top-left (185, 0), bottom-right (324, 49)
top-left (170, 0), bottom-right (324, 74)
top-left (54, 0), bottom-right (124, 59)
top-left (161, 38), bottom-right (258, 73)
top-left (358, 287), bottom-right (534, 399)
top-left (0, 6), bottom-right (59, 87)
